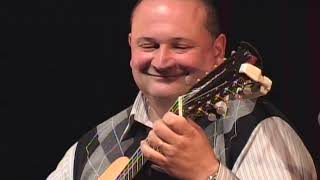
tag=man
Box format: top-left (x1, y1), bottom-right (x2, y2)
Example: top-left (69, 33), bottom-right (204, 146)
top-left (48, 0), bottom-right (317, 179)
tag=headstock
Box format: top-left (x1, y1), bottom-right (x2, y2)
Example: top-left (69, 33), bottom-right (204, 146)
top-left (170, 42), bottom-right (272, 121)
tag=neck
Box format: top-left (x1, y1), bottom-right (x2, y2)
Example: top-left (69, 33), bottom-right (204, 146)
top-left (145, 95), bottom-right (176, 122)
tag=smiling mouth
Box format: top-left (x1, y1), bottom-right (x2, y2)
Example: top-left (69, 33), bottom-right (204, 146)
top-left (145, 72), bottom-right (189, 78)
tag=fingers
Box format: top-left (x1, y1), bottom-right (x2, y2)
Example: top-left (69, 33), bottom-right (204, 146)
top-left (140, 140), bottom-right (167, 167)
top-left (146, 130), bottom-right (174, 156)
top-left (162, 112), bottom-right (194, 136)
top-left (153, 119), bottom-right (180, 145)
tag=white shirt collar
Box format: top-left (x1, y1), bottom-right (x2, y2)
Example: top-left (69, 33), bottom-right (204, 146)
top-left (129, 91), bottom-right (153, 128)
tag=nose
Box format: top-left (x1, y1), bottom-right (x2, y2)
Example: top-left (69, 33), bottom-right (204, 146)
top-left (151, 45), bottom-right (176, 71)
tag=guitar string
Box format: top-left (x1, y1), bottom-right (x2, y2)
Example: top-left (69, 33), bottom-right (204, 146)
top-left (216, 99), bottom-right (241, 160)
top-left (118, 147), bottom-right (142, 179)
top-left (121, 84), bottom-right (245, 178)
top-left (183, 75), bottom-right (250, 109)
top-left (119, 100), bottom-right (219, 179)
top-left (118, 75), bottom-right (246, 179)
top-left (118, 88), bottom-right (228, 179)
top-left (182, 68), bottom-right (261, 110)
top-left (119, 92), bottom-right (244, 180)
top-left (119, 85), bottom-right (242, 179)
top-left (120, 102), bottom-right (243, 179)
top-left (119, 87), bottom-right (220, 178)
top-left (118, 100), bottom-right (183, 179)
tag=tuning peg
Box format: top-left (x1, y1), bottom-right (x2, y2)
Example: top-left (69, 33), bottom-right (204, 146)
top-left (239, 63), bottom-right (272, 94)
top-left (236, 87), bottom-right (242, 94)
top-left (197, 107), bottom-right (217, 122)
top-left (215, 101), bottom-right (228, 115)
top-left (231, 50), bottom-right (236, 56)
top-left (243, 86), bottom-right (253, 95)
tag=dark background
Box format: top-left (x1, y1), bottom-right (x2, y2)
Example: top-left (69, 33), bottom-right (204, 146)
top-left (1, 0), bottom-right (319, 179)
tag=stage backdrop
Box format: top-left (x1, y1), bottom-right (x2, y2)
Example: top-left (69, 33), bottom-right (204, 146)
top-left (1, 0), bottom-right (319, 179)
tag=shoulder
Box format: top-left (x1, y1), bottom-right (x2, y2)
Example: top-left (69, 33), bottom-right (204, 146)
top-left (96, 106), bottom-right (133, 135)
top-left (240, 116), bottom-right (317, 179)
top-left (77, 106), bottom-right (133, 144)
top-left (256, 116), bottom-right (304, 147)
top-left (47, 143), bottom-right (78, 180)
top-left (233, 99), bottom-right (317, 179)
top-left (247, 114), bottom-right (310, 161)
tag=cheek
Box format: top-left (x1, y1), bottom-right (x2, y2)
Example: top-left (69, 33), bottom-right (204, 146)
top-left (192, 49), bottom-right (216, 69)
top-left (130, 51), bottom-right (152, 70)
top-left (175, 52), bottom-right (207, 69)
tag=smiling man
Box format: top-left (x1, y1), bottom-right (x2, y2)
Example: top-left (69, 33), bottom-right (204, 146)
top-left (128, 0), bottom-right (225, 179)
top-left (129, 0), bottom-right (225, 126)
top-left (48, 0), bottom-right (317, 179)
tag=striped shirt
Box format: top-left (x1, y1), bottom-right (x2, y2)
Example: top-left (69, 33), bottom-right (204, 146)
top-left (47, 92), bottom-right (317, 180)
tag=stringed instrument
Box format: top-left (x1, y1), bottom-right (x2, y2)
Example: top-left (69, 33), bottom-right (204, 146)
top-left (99, 42), bottom-right (272, 180)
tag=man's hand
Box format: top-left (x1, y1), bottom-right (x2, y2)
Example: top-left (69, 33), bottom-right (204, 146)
top-left (140, 112), bottom-right (219, 180)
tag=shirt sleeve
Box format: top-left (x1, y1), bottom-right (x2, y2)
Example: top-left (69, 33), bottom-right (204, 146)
top-left (47, 143), bottom-right (77, 180)
top-left (216, 163), bottom-right (240, 179)
top-left (216, 117), bottom-right (317, 180)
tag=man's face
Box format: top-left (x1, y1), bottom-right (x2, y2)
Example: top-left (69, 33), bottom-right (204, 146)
top-left (129, 0), bottom-right (225, 100)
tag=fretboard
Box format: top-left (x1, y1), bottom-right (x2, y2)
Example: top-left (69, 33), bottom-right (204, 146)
top-left (115, 100), bottom-right (184, 180)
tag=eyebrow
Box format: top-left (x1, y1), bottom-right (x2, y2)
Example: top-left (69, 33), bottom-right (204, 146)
top-left (136, 37), bottom-right (195, 44)
top-left (136, 37), bottom-right (157, 44)
top-left (171, 38), bottom-right (195, 44)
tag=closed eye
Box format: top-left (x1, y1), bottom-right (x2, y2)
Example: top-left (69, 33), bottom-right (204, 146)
top-left (172, 44), bottom-right (192, 53)
top-left (140, 43), bottom-right (158, 48)
top-left (137, 37), bottom-right (159, 51)
top-left (173, 45), bottom-right (190, 49)
top-left (139, 43), bottom-right (159, 52)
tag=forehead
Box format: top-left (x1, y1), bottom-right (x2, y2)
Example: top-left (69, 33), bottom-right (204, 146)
top-left (131, 0), bottom-right (209, 39)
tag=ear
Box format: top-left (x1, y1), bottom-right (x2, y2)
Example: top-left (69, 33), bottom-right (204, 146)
top-left (212, 33), bottom-right (226, 66)
top-left (128, 33), bottom-right (132, 46)
top-left (130, 58), bottom-right (133, 68)
top-left (128, 33), bottom-right (133, 68)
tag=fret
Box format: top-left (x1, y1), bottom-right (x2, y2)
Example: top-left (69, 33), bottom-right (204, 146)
top-left (116, 148), bottom-right (144, 180)
top-left (132, 159), bottom-right (137, 177)
top-left (136, 156), bottom-right (138, 177)
top-left (118, 99), bottom-right (180, 180)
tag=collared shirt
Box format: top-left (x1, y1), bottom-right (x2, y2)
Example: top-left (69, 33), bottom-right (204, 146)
top-left (126, 91), bottom-right (258, 165)
top-left (129, 92), bottom-right (153, 128)
top-left (47, 93), bottom-right (317, 180)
